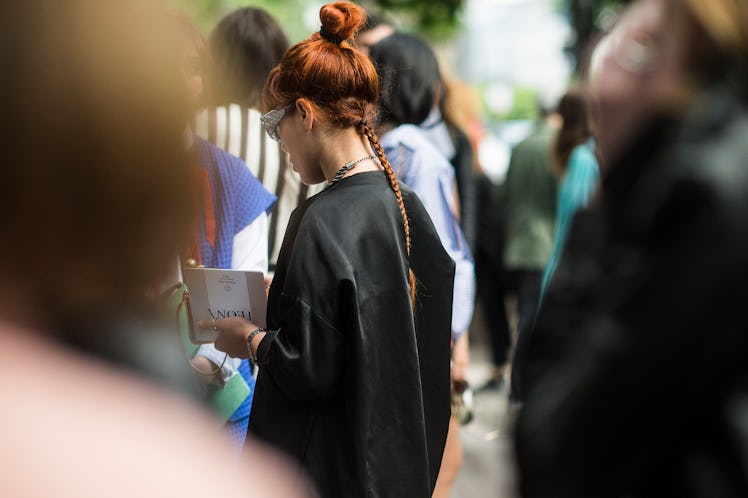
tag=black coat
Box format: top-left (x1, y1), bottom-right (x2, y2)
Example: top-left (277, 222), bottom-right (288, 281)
top-left (448, 124), bottom-right (479, 251)
top-left (516, 83), bottom-right (748, 498)
top-left (250, 171), bottom-right (454, 498)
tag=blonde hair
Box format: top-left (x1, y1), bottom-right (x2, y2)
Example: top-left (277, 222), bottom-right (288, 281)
top-left (686, 0), bottom-right (748, 62)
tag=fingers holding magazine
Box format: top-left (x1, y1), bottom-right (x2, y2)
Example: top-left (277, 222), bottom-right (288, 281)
top-left (200, 317), bottom-right (268, 365)
top-left (182, 267), bottom-right (267, 344)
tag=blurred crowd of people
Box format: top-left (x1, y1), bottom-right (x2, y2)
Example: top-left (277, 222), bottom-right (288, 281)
top-left (4, 0), bottom-right (748, 497)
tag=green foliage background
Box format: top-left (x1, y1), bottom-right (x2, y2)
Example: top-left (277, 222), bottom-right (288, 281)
top-left (165, 0), bottom-right (625, 121)
top-left (164, 0), bottom-right (313, 40)
top-left (170, 0), bottom-right (467, 40)
top-left (171, 0), bottom-right (624, 48)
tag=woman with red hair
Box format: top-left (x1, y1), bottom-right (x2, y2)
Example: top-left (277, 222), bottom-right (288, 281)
top-left (210, 2), bottom-right (454, 496)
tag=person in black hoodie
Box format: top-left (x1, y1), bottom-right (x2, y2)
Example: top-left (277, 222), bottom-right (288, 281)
top-left (516, 0), bottom-right (748, 496)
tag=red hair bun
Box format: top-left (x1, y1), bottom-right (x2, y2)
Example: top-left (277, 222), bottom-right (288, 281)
top-left (319, 1), bottom-right (366, 43)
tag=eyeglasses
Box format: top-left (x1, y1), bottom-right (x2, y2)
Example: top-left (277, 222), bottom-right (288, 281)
top-left (612, 30), bottom-right (659, 75)
top-left (260, 104), bottom-right (293, 141)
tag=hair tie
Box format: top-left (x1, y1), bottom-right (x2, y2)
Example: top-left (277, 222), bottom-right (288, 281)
top-left (320, 26), bottom-right (344, 44)
top-left (356, 119), bottom-right (368, 128)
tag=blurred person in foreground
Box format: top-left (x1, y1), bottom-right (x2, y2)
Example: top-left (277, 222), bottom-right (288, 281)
top-left (516, 0), bottom-right (748, 496)
top-left (369, 32), bottom-right (476, 498)
top-left (210, 2), bottom-right (454, 496)
top-left (0, 2), bottom-right (308, 497)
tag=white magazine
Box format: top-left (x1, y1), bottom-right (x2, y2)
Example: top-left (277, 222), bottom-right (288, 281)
top-left (182, 268), bottom-right (267, 343)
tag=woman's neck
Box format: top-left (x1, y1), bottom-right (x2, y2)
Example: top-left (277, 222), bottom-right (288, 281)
top-left (318, 128), bottom-right (381, 182)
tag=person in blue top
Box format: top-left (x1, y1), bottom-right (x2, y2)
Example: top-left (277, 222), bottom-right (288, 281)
top-left (540, 89), bottom-right (600, 300)
top-left (511, 88), bottom-right (599, 404)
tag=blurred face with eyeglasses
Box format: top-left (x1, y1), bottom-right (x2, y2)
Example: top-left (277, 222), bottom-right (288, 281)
top-left (588, 0), bottom-right (695, 167)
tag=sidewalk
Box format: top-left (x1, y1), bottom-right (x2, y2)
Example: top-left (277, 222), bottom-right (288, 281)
top-left (452, 305), bottom-right (519, 498)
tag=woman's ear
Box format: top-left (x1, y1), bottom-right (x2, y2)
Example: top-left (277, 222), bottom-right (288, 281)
top-left (295, 98), bottom-right (315, 132)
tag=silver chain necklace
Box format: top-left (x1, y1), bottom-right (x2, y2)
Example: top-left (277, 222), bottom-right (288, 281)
top-left (327, 155), bottom-right (377, 187)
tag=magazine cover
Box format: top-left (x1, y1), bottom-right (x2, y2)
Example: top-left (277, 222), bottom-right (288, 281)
top-left (182, 268), bottom-right (267, 343)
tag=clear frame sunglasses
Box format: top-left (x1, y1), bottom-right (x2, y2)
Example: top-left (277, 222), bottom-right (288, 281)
top-left (611, 30), bottom-right (659, 75)
top-left (260, 104), bottom-right (293, 141)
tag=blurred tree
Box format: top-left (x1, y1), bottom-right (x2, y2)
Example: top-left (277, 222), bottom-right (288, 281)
top-left (168, 0), bottom-right (468, 40)
top-left (370, 0), bottom-right (465, 38)
top-left (173, 0), bottom-right (315, 40)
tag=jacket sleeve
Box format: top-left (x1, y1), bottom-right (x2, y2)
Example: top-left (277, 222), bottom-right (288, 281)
top-left (255, 292), bottom-right (343, 403)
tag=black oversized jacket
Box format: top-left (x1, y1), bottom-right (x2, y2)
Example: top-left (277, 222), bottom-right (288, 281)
top-left (516, 83), bottom-right (748, 498)
top-left (249, 171), bottom-right (454, 498)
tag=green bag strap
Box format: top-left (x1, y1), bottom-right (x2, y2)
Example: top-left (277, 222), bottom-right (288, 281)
top-left (166, 282), bottom-right (250, 423)
top-left (210, 374), bottom-right (251, 422)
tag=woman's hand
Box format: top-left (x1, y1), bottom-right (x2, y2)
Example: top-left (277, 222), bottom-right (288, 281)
top-left (199, 317), bottom-right (260, 360)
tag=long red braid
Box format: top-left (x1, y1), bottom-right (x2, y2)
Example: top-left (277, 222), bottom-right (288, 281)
top-left (359, 121), bottom-right (416, 307)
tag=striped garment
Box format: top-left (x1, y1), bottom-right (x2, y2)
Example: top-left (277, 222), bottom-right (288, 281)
top-left (195, 104), bottom-right (323, 267)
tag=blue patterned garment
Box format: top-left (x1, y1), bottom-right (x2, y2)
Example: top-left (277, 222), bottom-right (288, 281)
top-left (224, 360), bottom-right (255, 446)
top-left (194, 137), bottom-right (275, 451)
top-left (193, 136), bottom-right (277, 269)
